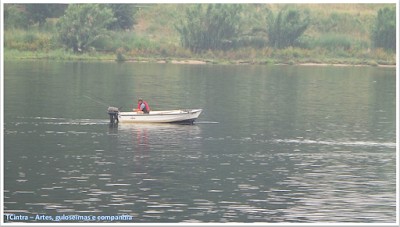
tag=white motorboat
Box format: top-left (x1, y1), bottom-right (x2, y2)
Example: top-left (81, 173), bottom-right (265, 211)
top-left (108, 107), bottom-right (202, 124)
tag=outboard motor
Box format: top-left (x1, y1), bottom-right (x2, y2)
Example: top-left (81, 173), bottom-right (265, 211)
top-left (108, 107), bottom-right (119, 124)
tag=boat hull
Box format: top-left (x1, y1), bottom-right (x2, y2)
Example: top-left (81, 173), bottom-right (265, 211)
top-left (117, 109), bottom-right (202, 124)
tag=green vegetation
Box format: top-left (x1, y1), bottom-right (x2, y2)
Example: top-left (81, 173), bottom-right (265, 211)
top-left (4, 4), bottom-right (30, 29)
top-left (116, 51), bottom-right (126, 62)
top-left (24, 4), bottom-right (56, 27)
top-left (3, 3), bottom-right (396, 66)
top-left (104, 4), bottom-right (138, 31)
top-left (266, 7), bottom-right (310, 49)
top-left (175, 4), bottom-right (244, 53)
top-left (56, 4), bottom-right (116, 53)
top-left (371, 6), bottom-right (396, 52)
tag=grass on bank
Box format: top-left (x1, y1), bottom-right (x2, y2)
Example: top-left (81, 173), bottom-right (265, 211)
top-left (5, 45), bottom-right (395, 67)
top-left (3, 4), bottom-right (396, 66)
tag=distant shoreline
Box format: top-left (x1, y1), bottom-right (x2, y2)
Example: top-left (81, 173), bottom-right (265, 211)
top-left (4, 4), bottom-right (397, 69)
top-left (4, 51), bottom-right (396, 68)
top-left (125, 59), bottom-right (396, 67)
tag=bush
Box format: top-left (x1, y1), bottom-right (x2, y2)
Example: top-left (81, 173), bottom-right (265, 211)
top-left (266, 59), bottom-right (274, 65)
top-left (147, 25), bottom-right (158, 33)
top-left (315, 11), bottom-right (365, 35)
top-left (276, 47), bottom-right (308, 61)
top-left (315, 34), bottom-right (352, 50)
top-left (377, 60), bottom-right (389, 65)
top-left (367, 60), bottom-right (378, 67)
top-left (116, 51), bottom-right (126, 61)
top-left (23, 32), bottom-right (38, 43)
top-left (90, 36), bottom-right (112, 51)
top-left (287, 59), bottom-right (295, 65)
top-left (260, 58), bottom-right (274, 65)
top-left (294, 34), bottom-right (313, 49)
top-left (371, 6), bottom-right (396, 52)
top-left (39, 19), bottom-right (56, 32)
top-left (292, 47), bottom-right (305, 58)
top-left (5, 30), bottom-right (53, 51)
top-left (250, 37), bottom-right (267, 48)
top-left (266, 7), bottom-right (310, 49)
top-left (175, 4), bottom-right (244, 53)
top-left (333, 48), bottom-right (350, 58)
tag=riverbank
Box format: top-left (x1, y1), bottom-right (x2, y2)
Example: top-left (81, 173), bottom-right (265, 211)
top-left (4, 4), bottom-right (396, 69)
top-left (4, 49), bottom-right (396, 68)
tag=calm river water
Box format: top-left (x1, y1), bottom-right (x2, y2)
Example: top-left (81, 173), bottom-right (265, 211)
top-left (3, 60), bottom-right (396, 223)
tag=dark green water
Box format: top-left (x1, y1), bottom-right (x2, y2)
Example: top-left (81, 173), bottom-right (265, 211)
top-left (3, 60), bottom-right (396, 223)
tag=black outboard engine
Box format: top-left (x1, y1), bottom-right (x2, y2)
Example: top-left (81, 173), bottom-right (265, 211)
top-left (108, 107), bottom-right (119, 124)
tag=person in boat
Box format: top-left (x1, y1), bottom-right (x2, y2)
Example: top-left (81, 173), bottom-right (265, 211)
top-left (133, 99), bottom-right (150, 114)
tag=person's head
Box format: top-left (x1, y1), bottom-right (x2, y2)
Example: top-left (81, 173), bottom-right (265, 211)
top-left (138, 99), bottom-right (143, 104)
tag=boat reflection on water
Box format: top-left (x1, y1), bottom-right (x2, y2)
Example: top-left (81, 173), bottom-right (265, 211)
top-left (111, 123), bottom-right (202, 169)
top-left (136, 127), bottom-right (148, 166)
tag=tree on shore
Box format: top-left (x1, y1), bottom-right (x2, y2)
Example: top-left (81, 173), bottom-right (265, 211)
top-left (4, 4), bottom-right (67, 29)
top-left (371, 6), bottom-right (396, 52)
top-left (24, 4), bottom-right (54, 28)
top-left (104, 4), bottom-right (138, 31)
top-left (4, 4), bottom-right (29, 29)
top-left (175, 4), bottom-right (244, 53)
top-left (55, 4), bottom-right (116, 53)
top-left (266, 8), bottom-right (310, 49)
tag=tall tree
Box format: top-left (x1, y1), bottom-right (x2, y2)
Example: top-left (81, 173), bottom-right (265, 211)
top-left (266, 8), bottom-right (310, 49)
top-left (4, 4), bottom-right (30, 29)
top-left (371, 6), bottom-right (396, 52)
top-left (175, 4), bottom-right (244, 53)
top-left (105, 4), bottom-right (138, 31)
top-left (24, 4), bottom-right (55, 27)
top-left (55, 4), bottom-right (116, 53)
